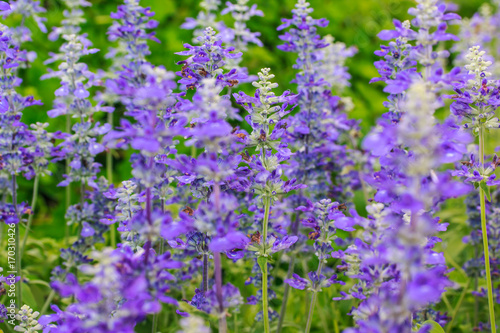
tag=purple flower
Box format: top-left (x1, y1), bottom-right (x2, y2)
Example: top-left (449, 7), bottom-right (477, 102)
top-left (284, 273), bottom-right (309, 290)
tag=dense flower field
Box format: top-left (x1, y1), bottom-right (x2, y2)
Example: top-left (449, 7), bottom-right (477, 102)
top-left (0, 0), bottom-right (499, 332)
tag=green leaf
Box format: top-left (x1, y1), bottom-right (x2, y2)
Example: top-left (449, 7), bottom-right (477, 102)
top-left (27, 279), bottom-right (50, 288)
top-left (422, 320), bottom-right (445, 333)
top-left (21, 285), bottom-right (37, 309)
top-left (479, 181), bottom-right (491, 202)
top-left (257, 256), bottom-right (268, 272)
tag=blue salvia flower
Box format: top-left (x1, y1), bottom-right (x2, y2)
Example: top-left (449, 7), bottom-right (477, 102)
top-left (235, 68), bottom-right (303, 205)
top-left (176, 27), bottom-right (246, 90)
top-left (233, 68), bottom-right (303, 324)
top-left (41, 0), bottom-right (116, 317)
top-left (40, 247), bottom-right (182, 333)
top-left (28, 122), bottom-right (54, 178)
top-left (0, 23), bottom-right (39, 218)
top-left (285, 199), bottom-right (351, 331)
top-left (220, 0), bottom-right (263, 72)
top-left (340, 86), bottom-right (464, 331)
top-left (1, 0), bottom-right (47, 49)
top-left (47, 0), bottom-right (90, 42)
top-left (103, 0), bottom-right (184, 251)
top-left (453, 3), bottom-right (500, 78)
top-left (42, 4), bottom-right (108, 187)
top-left (0, 11), bottom-right (48, 314)
top-left (43, 1), bottom-right (185, 329)
top-left (462, 188), bottom-right (500, 331)
top-left (343, 1), bottom-right (475, 331)
top-left (183, 0), bottom-right (263, 80)
top-left (220, 0), bottom-right (263, 51)
top-left (275, 2), bottom-right (358, 330)
top-left (99, 0), bottom-right (161, 108)
top-left (318, 35), bottom-right (358, 94)
top-left (277, 0), bottom-right (358, 204)
top-left (448, 46), bottom-right (500, 134)
top-left (181, 0), bottom-right (222, 42)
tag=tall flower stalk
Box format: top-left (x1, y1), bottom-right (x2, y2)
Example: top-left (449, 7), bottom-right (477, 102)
top-left (479, 126), bottom-right (497, 333)
top-left (284, 199), bottom-right (350, 333)
top-left (1, 0), bottom-right (48, 313)
top-left (344, 1), bottom-right (473, 331)
top-left (0, 19), bottom-right (43, 311)
top-left (43, 0), bottom-right (94, 245)
top-left (275, 1), bottom-right (357, 330)
top-left (21, 123), bottom-right (53, 256)
top-left (235, 68), bottom-right (301, 331)
top-left (171, 26), bottom-right (251, 332)
top-left (260, 196), bottom-right (271, 332)
top-left (450, 45), bottom-right (500, 332)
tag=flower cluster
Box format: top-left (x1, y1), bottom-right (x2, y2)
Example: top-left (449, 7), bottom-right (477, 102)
top-left (4, 0), bottom-right (500, 333)
top-left (344, 1), bottom-right (476, 331)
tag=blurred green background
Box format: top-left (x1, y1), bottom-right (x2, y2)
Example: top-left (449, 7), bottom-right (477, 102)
top-left (2, 0), bottom-right (496, 332)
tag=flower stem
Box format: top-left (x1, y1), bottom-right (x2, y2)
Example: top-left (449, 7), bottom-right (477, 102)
top-left (214, 252), bottom-right (227, 333)
top-left (65, 113), bottom-right (71, 246)
top-left (277, 256), bottom-right (295, 333)
top-left (21, 175), bottom-right (39, 258)
top-left (305, 261), bottom-right (324, 333)
top-left (152, 310), bottom-right (159, 333)
top-left (305, 292), bottom-right (318, 333)
top-left (107, 112), bottom-right (116, 248)
top-left (261, 196), bottom-right (271, 333)
top-left (41, 290), bottom-right (56, 315)
top-left (12, 175), bottom-right (22, 308)
top-left (234, 311), bottom-right (238, 333)
top-left (203, 253), bottom-right (209, 292)
top-left (479, 126), bottom-right (497, 333)
top-left (277, 209), bottom-right (301, 333)
top-left (446, 279), bottom-right (470, 333)
top-left (106, 112), bottom-right (113, 184)
top-left (213, 182), bottom-right (227, 333)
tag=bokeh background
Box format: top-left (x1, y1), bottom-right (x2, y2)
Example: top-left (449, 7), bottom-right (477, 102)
top-left (1, 0), bottom-right (495, 332)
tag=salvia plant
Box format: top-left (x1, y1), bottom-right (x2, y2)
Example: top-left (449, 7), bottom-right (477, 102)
top-left (0, 0), bottom-right (499, 332)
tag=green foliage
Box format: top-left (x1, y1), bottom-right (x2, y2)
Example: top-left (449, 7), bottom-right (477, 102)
top-left (422, 320), bottom-right (446, 333)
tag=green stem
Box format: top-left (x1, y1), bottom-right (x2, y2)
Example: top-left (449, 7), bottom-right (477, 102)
top-left (107, 112), bottom-right (116, 248)
top-left (474, 246), bottom-right (479, 328)
top-left (305, 292), bottom-right (318, 333)
top-left (479, 126), bottom-right (497, 333)
top-left (277, 195), bottom-right (302, 333)
top-left (261, 196), bottom-right (271, 333)
top-left (65, 113), bottom-right (71, 247)
top-left (15, 222), bottom-right (21, 308)
top-left (277, 256), bottom-right (295, 333)
top-left (152, 311), bottom-right (159, 333)
top-left (202, 253), bottom-right (209, 292)
top-left (106, 112), bottom-right (113, 184)
top-left (41, 289), bottom-right (56, 315)
top-left (305, 261), bottom-right (323, 333)
top-left (317, 292), bottom-right (329, 332)
top-left (446, 280), bottom-right (471, 333)
top-left (152, 213), bottom-right (166, 333)
top-left (212, 183), bottom-right (227, 333)
top-left (0, 222), bottom-right (3, 253)
top-left (214, 252), bottom-right (227, 333)
top-left (262, 265), bottom-right (270, 333)
top-left (21, 175), bottom-right (39, 257)
top-left (333, 308), bottom-right (340, 333)
top-left (12, 175), bottom-right (22, 308)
